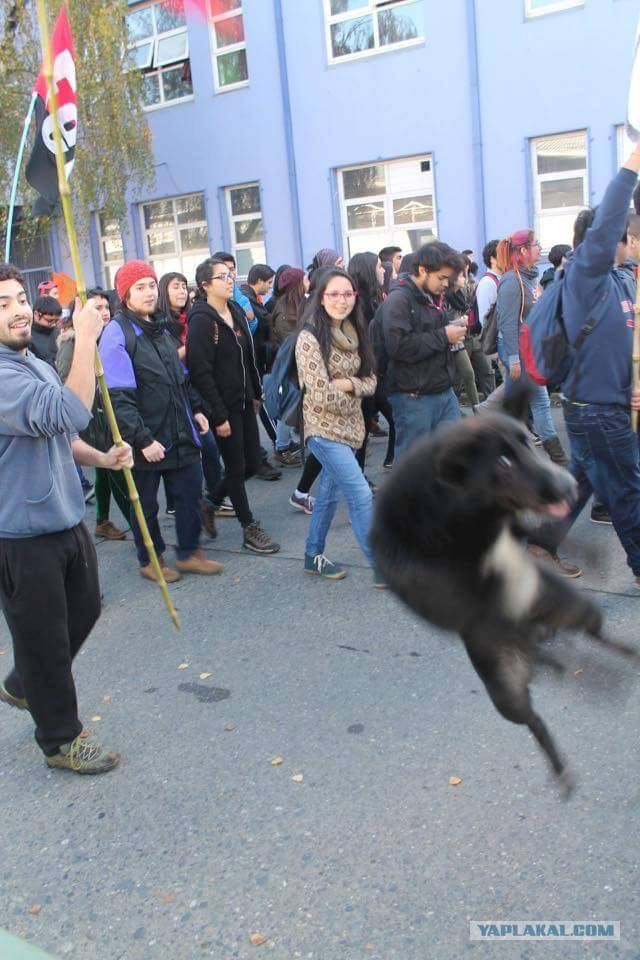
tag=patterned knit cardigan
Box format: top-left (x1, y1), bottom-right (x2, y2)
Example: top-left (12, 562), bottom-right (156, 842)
top-left (295, 328), bottom-right (377, 450)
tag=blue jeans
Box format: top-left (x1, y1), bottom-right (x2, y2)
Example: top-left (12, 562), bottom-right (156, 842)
top-left (535, 402), bottom-right (640, 576)
top-left (275, 419), bottom-right (293, 451)
top-left (497, 334), bottom-right (556, 442)
top-left (131, 460), bottom-right (203, 565)
top-left (305, 435), bottom-right (373, 565)
top-left (389, 388), bottom-right (460, 457)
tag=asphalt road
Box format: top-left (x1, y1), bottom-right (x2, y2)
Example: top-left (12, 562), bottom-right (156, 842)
top-left (1, 414), bottom-right (639, 960)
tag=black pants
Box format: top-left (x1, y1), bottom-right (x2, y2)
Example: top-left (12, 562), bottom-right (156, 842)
top-left (0, 524), bottom-right (101, 756)
top-left (211, 406), bottom-right (262, 527)
top-left (131, 460), bottom-right (203, 565)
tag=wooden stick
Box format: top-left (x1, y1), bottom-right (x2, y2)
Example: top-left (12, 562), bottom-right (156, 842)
top-left (34, 0), bottom-right (180, 630)
top-left (633, 265), bottom-right (640, 432)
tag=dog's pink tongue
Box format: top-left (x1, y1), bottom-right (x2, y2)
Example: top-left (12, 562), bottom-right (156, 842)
top-left (544, 501), bottom-right (571, 518)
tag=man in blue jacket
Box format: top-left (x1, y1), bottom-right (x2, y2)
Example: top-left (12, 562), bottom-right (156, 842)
top-left (0, 262), bottom-right (132, 774)
top-left (533, 144), bottom-right (640, 587)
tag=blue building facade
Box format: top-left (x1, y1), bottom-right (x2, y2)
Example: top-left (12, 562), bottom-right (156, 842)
top-left (55, 0), bottom-right (639, 286)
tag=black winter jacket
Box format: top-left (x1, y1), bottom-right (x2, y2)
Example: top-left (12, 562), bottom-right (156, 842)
top-left (186, 299), bottom-right (262, 427)
top-left (98, 308), bottom-right (203, 471)
top-left (377, 277), bottom-right (454, 395)
top-left (239, 282), bottom-right (272, 372)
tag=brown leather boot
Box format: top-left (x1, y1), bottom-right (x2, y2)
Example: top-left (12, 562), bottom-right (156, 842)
top-left (140, 555), bottom-right (181, 583)
top-left (542, 435), bottom-right (569, 468)
top-left (175, 548), bottom-right (224, 576)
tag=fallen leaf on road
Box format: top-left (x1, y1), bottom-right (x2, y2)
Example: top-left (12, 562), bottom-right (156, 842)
top-left (178, 662), bottom-right (190, 670)
top-left (224, 724), bottom-right (235, 732)
top-left (291, 773), bottom-right (304, 783)
top-left (91, 715), bottom-right (101, 723)
top-left (448, 775), bottom-right (462, 786)
top-left (29, 905), bottom-right (42, 915)
top-left (199, 672), bottom-right (212, 680)
top-left (232, 577), bottom-right (241, 585)
top-left (249, 932), bottom-right (267, 946)
top-left (0, 649), bottom-right (5, 656)
top-left (574, 669), bottom-right (584, 677)
top-left (271, 757), bottom-right (284, 766)
top-left (102, 694), bottom-right (111, 703)
top-left (159, 893), bottom-right (176, 904)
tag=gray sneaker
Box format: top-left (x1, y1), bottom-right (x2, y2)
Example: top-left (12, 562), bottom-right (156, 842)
top-left (0, 682), bottom-right (29, 711)
top-left (243, 522), bottom-right (280, 554)
top-left (46, 735), bottom-right (120, 775)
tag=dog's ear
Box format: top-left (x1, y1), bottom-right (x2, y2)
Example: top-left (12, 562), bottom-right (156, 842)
top-left (501, 379), bottom-right (535, 423)
top-left (436, 436), bottom-right (480, 488)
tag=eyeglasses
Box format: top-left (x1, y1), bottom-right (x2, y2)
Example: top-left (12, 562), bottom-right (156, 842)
top-left (529, 240), bottom-right (541, 249)
top-left (324, 291), bottom-right (357, 303)
top-left (212, 273), bottom-right (234, 283)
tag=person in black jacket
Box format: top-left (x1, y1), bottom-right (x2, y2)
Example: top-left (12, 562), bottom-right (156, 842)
top-left (187, 258), bottom-right (280, 555)
top-left (375, 241), bottom-right (465, 456)
top-left (30, 295), bottom-right (61, 367)
top-left (99, 260), bottom-right (224, 582)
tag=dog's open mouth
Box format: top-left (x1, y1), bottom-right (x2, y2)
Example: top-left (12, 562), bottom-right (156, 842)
top-left (540, 500), bottom-right (572, 518)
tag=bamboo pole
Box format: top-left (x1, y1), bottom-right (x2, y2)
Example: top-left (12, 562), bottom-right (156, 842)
top-left (633, 265), bottom-right (640, 432)
top-left (34, 0), bottom-right (180, 629)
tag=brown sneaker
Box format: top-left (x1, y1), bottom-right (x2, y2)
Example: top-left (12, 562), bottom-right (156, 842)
top-left (0, 682), bottom-right (29, 711)
top-left (528, 544), bottom-right (582, 578)
top-left (243, 521), bottom-right (280, 554)
top-left (95, 520), bottom-right (127, 541)
top-left (175, 548), bottom-right (224, 575)
top-left (140, 555), bottom-right (181, 583)
top-left (46, 735), bottom-right (120, 775)
top-left (274, 448), bottom-right (303, 467)
top-left (201, 502), bottom-right (218, 539)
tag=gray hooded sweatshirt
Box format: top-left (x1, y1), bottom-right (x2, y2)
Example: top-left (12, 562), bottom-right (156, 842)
top-left (0, 344), bottom-right (91, 538)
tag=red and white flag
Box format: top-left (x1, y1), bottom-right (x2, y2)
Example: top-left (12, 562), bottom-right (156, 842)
top-left (25, 4), bottom-right (77, 209)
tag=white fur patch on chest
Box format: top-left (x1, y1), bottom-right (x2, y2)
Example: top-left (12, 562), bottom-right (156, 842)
top-left (482, 528), bottom-right (539, 620)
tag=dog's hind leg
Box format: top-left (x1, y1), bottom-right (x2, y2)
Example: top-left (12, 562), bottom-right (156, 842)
top-left (463, 633), bottom-right (573, 794)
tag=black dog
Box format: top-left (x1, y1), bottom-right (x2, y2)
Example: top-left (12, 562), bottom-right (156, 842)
top-left (371, 392), bottom-right (639, 792)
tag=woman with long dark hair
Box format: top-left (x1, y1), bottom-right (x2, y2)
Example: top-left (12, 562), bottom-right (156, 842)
top-left (158, 272), bottom-right (189, 359)
top-left (295, 268), bottom-right (380, 581)
top-left (186, 258), bottom-right (279, 554)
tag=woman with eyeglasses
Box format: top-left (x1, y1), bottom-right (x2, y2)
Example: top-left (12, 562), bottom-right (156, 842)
top-left (495, 229), bottom-right (568, 466)
top-left (186, 258), bottom-right (280, 555)
top-left (295, 268), bottom-right (382, 582)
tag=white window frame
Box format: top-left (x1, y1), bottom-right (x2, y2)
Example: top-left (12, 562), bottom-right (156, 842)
top-left (224, 182), bottom-right (265, 278)
top-left (337, 154), bottom-right (437, 258)
top-left (140, 193), bottom-right (210, 276)
top-left (530, 131), bottom-right (588, 253)
top-left (324, 0), bottom-right (424, 66)
top-left (525, 0), bottom-right (584, 18)
top-left (97, 214), bottom-right (125, 289)
top-left (210, 2), bottom-right (249, 93)
top-left (617, 124), bottom-right (636, 167)
top-left (126, 1), bottom-right (193, 111)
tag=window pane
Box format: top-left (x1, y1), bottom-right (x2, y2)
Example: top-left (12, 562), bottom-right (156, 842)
top-left (147, 228), bottom-right (177, 256)
top-left (104, 263), bottom-right (124, 289)
top-left (144, 200), bottom-right (174, 230)
top-left (378, 0), bottom-right (423, 46)
top-left (537, 211), bottom-right (576, 250)
top-left (536, 134), bottom-right (586, 174)
top-left (99, 215), bottom-right (121, 237)
top-left (342, 165), bottom-right (385, 200)
top-left (347, 202), bottom-right (386, 230)
top-left (142, 73), bottom-right (161, 107)
top-left (393, 195), bottom-right (433, 224)
top-left (234, 218), bottom-right (264, 244)
top-left (217, 49), bottom-right (248, 86)
top-left (214, 13), bottom-right (244, 47)
top-left (175, 194), bottom-right (206, 224)
top-left (330, 0), bottom-right (368, 13)
top-left (210, 0), bottom-right (241, 14)
top-left (156, 32), bottom-right (188, 67)
top-left (155, 3), bottom-right (186, 32)
top-left (103, 236), bottom-right (124, 260)
top-left (330, 15), bottom-right (374, 58)
top-left (126, 8), bottom-right (153, 41)
top-left (540, 177), bottom-right (584, 209)
top-left (236, 246), bottom-right (265, 277)
top-left (132, 41), bottom-right (154, 69)
top-left (180, 225), bottom-right (209, 252)
top-left (230, 185), bottom-right (260, 216)
top-left (162, 64), bottom-right (193, 100)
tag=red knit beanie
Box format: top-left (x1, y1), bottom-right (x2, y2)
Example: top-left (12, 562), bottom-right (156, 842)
top-left (115, 260), bottom-right (158, 302)
top-left (278, 267), bottom-right (305, 293)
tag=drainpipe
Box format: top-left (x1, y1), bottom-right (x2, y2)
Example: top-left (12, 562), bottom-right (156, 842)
top-left (466, 0), bottom-right (487, 249)
top-left (273, 0), bottom-right (304, 265)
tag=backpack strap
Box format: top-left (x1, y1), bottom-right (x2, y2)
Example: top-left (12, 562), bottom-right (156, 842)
top-left (112, 313), bottom-right (138, 359)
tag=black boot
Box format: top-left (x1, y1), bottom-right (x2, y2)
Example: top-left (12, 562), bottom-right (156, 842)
top-left (542, 435), bottom-right (569, 468)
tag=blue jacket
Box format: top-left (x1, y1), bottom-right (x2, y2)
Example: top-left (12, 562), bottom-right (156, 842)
top-left (0, 345), bottom-right (89, 537)
top-left (562, 167), bottom-right (637, 406)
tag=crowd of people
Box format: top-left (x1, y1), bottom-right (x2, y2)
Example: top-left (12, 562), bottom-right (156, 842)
top-left (2, 142), bottom-right (640, 775)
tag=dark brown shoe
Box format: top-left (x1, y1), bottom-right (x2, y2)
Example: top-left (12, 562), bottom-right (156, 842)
top-left (201, 502), bottom-right (218, 539)
top-left (95, 520), bottom-right (127, 541)
top-left (243, 522), bottom-right (280, 554)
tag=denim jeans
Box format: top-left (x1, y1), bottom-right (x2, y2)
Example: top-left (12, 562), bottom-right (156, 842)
top-left (497, 334), bottom-right (556, 442)
top-left (275, 419), bottom-right (293, 451)
top-left (200, 429), bottom-right (223, 498)
top-left (389, 387), bottom-right (460, 458)
top-left (131, 460), bottom-right (203, 565)
top-left (305, 435), bottom-right (373, 565)
top-left (534, 402), bottom-right (640, 576)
